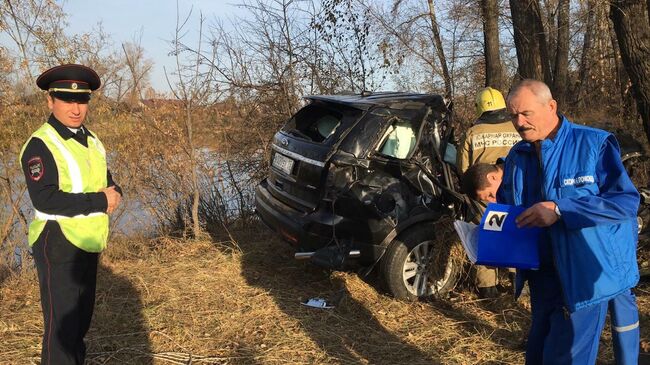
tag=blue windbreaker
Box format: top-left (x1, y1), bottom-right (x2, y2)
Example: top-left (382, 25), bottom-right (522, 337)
top-left (497, 115), bottom-right (639, 312)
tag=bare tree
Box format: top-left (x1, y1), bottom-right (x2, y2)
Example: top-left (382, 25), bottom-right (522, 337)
top-left (509, 0), bottom-right (550, 82)
top-left (361, 1), bottom-right (441, 90)
top-left (610, 0), bottom-right (650, 144)
top-left (316, 0), bottom-right (383, 92)
top-left (480, 0), bottom-right (504, 90)
top-left (575, 0), bottom-right (615, 112)
top-left (426, 0), bottom-right (452, 96)
top-left (2, 0), bottom-right (46, 84)
top-left (0, 47), bottom-right (15, 103)
top-left (552, 0), bottom-right (569, 107)
top-left (608, 10), bottom-right (635, 120)
top-left (166, 6), bottom-right (218, 238)
top-left (576, 0), bottom-right (596, 106)
top-left (361, 0), bottom-right (472, 96)
top-left (121, 34), bottom-right (154, 107)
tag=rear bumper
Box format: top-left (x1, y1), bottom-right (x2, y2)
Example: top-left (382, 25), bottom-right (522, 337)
top-left (255, 179), bottom-right (339, 250)
top-left (255, 179), bottom-right (385, 264)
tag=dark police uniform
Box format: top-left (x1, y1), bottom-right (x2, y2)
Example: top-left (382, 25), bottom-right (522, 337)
top-left (20, 64), bottom-right (121, 365)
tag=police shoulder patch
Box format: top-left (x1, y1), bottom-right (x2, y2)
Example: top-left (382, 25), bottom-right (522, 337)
top-left (27, 156), bottom-right (44, 181)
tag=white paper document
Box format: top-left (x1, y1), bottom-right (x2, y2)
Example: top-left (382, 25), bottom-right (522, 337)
top-left (453, 220), bottom-right (479, 264)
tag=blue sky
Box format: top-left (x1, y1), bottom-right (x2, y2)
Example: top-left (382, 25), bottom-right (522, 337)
top-left (62, 0), bottom-right (245, 92)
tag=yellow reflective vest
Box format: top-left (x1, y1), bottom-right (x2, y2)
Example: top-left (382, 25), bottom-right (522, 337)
top-left (20, 122), bottom-right (109, 252)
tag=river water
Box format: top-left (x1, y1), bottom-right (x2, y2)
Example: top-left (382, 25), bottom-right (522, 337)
top-left (1, 151), bottom-right (260, 268)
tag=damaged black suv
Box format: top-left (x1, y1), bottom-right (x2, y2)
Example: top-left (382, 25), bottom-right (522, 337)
top-left (255, 92), bottom-right (473, 300)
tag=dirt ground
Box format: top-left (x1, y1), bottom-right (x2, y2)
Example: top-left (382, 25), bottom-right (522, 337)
top-left (1, 224), bottom-right (650, 364)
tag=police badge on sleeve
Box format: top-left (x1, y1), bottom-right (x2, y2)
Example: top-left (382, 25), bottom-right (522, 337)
top-left (27, 156), bottom-right (44, 181)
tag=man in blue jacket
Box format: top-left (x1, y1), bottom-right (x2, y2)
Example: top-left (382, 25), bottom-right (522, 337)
top-left (497, 79), bottom-right (640, 364)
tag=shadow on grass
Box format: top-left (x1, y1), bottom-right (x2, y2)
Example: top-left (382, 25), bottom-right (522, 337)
top-left (442, 293), bottom-right (529, 351)
top-left (448, 270), bottom-right (531, 353)
top-left (239, 242), bottom-right (438, 363)
top-left (0, 263), bottom-right (10, 287)
top-left (85, 263), bottom-right (152, 364)
top-left (236, 223), bottom-right (531, 364)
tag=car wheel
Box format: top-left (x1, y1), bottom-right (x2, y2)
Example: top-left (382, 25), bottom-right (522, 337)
top-left (380, 222), bottom-right (461, 300)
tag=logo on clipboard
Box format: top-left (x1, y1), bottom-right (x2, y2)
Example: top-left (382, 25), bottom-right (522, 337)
top-left (484, 211), bottom-right (508, 231)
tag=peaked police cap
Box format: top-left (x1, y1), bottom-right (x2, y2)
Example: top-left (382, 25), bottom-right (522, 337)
top-left (36, 64), bottom-right (101, 102)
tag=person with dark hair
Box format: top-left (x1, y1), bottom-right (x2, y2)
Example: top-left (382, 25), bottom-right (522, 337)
top-left (499, 79), bottom-right (639, 364)
top-left (20, 64), bottom-right (122, 365)
top-left (458, 87), bottom-right (520, 299)
top-left (461, 162), bottom-right (503, 203)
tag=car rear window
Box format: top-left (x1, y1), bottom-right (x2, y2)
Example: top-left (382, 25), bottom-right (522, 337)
top-left (281, 103), bottom-right (360, 144)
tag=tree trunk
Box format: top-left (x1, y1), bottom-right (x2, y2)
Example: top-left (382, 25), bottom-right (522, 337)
top-left (427, 0), bottom-right (452, 97)
top-left (596, 3), bottom-right (610, 99)
top-left (186, 105), bottom-right (202, 238)
top-left (510, 0), bottom-right (543, 80)
top-left (609, 15), bottom-right (634, 119)
top-left (281, 0), bottom-right (299, 114)
top-left (480, 0), bottom-right (504, 90)
top-left (576, 0), bottom-right (595, 106)
top-left (553, 0), bottom-right (570, 107)
top-left (5, 0), bottom-right (35, 86)
top-left (533, 0), bottom-right (553, 86)
top-left (610, 0), bottom-right (650, 144)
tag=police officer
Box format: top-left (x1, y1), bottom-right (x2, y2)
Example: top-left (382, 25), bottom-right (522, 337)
top-left (20, 64), bottom-right (122, 365)
top-left (457, 87), bottom-right (520, 298)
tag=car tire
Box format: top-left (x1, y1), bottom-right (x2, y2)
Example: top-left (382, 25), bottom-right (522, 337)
top-left (380, 222), bottom-right (461, 301)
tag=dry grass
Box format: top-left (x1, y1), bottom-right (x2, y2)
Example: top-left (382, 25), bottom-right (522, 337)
top-left (1, 224), bottom-right (650, 364)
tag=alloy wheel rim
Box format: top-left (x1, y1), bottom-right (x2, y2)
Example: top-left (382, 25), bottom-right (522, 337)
top-left (402, 240), bottom-right (454, 297)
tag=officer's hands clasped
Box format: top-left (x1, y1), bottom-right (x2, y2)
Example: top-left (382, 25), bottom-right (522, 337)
top-left (102, 186), bottom-right (121, 214)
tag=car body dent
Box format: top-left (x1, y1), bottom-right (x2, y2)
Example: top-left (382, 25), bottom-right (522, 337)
top-left (256, 92), bottom-right (458, 269)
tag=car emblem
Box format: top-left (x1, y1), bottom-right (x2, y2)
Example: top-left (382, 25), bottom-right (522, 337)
top-left (281, 138), bottom-right (289, 147)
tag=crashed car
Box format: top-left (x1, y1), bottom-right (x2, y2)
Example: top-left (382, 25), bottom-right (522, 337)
top-left (255, 92), bottom-right (472, 300)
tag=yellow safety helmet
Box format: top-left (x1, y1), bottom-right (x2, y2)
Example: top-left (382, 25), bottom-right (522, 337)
top-left (475, 87), bottom-right (506, 118)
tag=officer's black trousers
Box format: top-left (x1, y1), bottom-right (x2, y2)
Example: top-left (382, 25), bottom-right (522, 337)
top-left (32, 221), bottom-right (99, 365)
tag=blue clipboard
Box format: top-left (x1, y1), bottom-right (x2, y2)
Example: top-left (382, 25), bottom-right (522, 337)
top-left (477, 203), bottom-right (541, 269)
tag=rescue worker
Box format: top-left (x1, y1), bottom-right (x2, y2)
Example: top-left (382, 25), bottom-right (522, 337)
top-left (20, 64), bottom-right (122, 365)
top-left (460, 162), bottom-right (503, 203)
top-left (464, 160), bottom-right (639, 364)
top-left (457, 87), bottom-right (520, 298)
top-left (457, 87), bottom-right (520, 173)
top-left (499, 79), bottom-right (639, 364)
